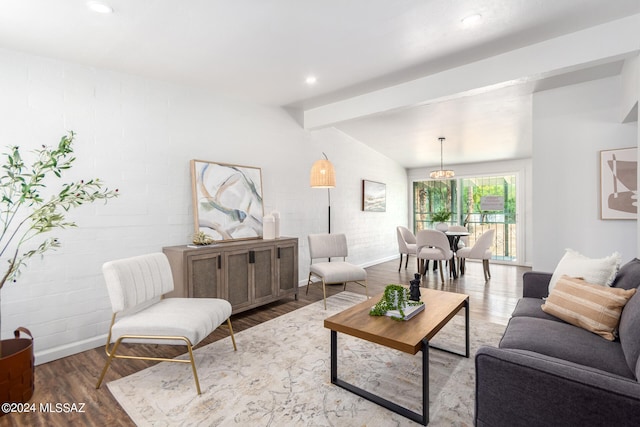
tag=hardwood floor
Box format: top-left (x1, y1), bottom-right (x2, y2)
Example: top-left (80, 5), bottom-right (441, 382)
top-left (2, 258), bottom-right (529, 426)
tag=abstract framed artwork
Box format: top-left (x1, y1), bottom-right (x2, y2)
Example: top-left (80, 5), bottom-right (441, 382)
top-left (191, 160), bottom-right (264, 240)
top-left (600, 147), bottom-right (637, 220)
top-left (362, 179), bottom-right (386, 212)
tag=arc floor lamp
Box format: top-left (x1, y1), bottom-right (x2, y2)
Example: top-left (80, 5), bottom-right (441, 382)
top-left (310, 153), bottom-right (336, 233)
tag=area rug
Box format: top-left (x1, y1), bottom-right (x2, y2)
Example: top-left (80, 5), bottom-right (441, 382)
top-left (108, 292), bottom-right (506, 426)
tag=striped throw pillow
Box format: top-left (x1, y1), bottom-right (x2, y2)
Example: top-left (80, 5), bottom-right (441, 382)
top-left (542, 275), bottom-right (636, 341)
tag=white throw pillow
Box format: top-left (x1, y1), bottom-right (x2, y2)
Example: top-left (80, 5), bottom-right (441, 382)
top-left (548, 249), bottom-right (620, 293)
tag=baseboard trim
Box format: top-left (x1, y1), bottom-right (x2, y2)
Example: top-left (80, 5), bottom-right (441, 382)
top-left (359, 254), bottom-right (398, 269)
top-left (35, 334), bottom-right (106, 365)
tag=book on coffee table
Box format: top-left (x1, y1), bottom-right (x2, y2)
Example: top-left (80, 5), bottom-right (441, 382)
top-left (385, 303), bottom-right (425, 320)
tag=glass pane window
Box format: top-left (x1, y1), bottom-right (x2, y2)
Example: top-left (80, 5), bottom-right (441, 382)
top-left (460, 175), bottom-right (517, 262)
top-left (413, 179), bottom-right (457, 232)
top-left (412, 174), bottom-right (517, 262)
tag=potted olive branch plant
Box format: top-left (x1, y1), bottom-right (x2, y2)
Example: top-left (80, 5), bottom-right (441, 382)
top-left (0, 131), bottom-right (119, 357)
top-left (432, 209), bottom-right (451, 231)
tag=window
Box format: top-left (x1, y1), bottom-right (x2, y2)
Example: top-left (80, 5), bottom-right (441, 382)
top-left (413, 179), bottom-right (457, 232)
top-left (413, 174), bottom-right (517, 262)
top-left (460, 175), bottom-right (516, 261)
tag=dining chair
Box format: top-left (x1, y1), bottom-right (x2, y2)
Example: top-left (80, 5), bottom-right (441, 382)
top-left (456, 229), bottom-right (496, 281)
top-left (396, 226), bottom-right (418, 271)
top-left (95, 252), bottom-right (237, 395)
top-left (307, 233), bottom-right (368, 309)
top-left (416, 229), bottom-right (453, 283)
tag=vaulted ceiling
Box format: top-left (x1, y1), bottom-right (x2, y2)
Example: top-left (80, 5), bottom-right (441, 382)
top-left (1, 0), bottom-right (638, 168)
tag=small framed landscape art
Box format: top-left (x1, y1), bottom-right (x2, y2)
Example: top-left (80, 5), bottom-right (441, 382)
top-left (191, 160), bottom-right (265, 240)
top-left (600, 147), bottom-right (637, 220)
top-left (362, 179), bottom-right (386, 212)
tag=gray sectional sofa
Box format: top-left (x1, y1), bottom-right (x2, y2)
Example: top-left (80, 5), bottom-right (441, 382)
top-left (475, 259), bottom-right (640, 427)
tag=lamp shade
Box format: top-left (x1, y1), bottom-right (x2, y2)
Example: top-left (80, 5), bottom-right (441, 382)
top-left (310, 158), bottom-right (336, 188)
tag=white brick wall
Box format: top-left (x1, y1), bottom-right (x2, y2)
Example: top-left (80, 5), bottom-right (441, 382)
top-left (0, 48), bottom-right (408, 364)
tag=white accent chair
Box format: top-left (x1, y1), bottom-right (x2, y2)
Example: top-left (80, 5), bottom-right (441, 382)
top-left (95, 253), bottom-right (237, 394)
top-left (307, 233), bottom-right (368, 309)
top-left (416, 229), bottom-right (454, 283)
top-left (457, 229), bottom-right (495, 281)
top-left (396, 226), bottom-right (418, 271)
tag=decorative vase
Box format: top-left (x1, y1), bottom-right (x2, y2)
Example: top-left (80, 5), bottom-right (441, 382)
top-left (271, 211), bottom-right (280, 238)
top-left (0, 328), bottom-right (34, 410)
top-left (435, 222), bottom-right (449, 231)
top-left (263, 215), bottom-right (275, 239)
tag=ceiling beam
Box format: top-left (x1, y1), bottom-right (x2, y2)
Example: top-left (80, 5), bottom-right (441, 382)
top-left (303, 14), bottom-right (640, 130)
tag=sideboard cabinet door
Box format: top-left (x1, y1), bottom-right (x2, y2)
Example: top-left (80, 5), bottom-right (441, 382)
top-left (189, 252), bottom-right (223, 298)
top-left (224, 249), bottom-right (251, 311)
top-left (252, 246), bottom-right (276, 305)
top-left (277, 240), bottom-right (298, 297)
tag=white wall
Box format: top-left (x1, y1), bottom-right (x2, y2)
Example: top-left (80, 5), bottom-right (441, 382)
top-left (621, 55), bottom-right (639, 123)
top-left (407, 159), bottom-right (533, 266)
top-left (305, 128), bottom-right (408, 268)
top-left (532, 75), bottom-right (638, 271)
top-left (0, 48), bottom-right (407, 363)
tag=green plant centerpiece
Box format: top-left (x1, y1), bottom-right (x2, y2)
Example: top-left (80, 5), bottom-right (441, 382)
top-left (432, 209), bottom-right (452, 231)
top-left (0, 131), bottom-right (119, 348)
top-left (432, 209), bottom-right (451, 223)
top-left (369, 284), bottom-right (424, 321)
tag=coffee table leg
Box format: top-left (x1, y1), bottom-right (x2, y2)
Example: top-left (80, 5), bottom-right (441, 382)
top-left (428, 299), bottom-right (470, 358)
top-left (331, 330), bottom-right (337, 382)
top-left (465, 298), bottom-right (470, 357)
top-left (330, 330), bottom-right (429, 425)
top-left (422, 338), bottom-right (429, 425)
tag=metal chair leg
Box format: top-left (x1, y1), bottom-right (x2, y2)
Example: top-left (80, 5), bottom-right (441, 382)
top-left (322, 279), bottom-right (327, 310)
top-left (95, 340), bottom-right (122, 390)
top-left (186, 343), bottom-right (202, 395)
top-left (227, 318), bottom-right (237, 351)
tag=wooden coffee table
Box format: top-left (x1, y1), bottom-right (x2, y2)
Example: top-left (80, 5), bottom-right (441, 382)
top-left (324, 288), bottom-right (469, 426)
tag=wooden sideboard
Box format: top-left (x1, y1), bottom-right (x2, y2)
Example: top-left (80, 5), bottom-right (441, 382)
top-left (163, 237), bottom-right (298, 314)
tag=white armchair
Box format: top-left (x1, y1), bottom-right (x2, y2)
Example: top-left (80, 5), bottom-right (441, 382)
top-left (307, 233), bottom-right (367, 309)
top-left (95, 253), bottom-right (237, 394)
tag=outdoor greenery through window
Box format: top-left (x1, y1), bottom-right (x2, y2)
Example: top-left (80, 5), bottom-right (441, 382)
top-left (413, 174), bottom-right (517, 262)
top-left (414, 180), bottom-right (457, 230)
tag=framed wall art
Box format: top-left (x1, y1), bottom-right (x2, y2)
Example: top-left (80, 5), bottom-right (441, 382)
top-left (191, 160), bottom-right (265, 240)
top-left (600, 147), bottom-right (637, 220)
top-left (362, 179), bottom-right (386, 212)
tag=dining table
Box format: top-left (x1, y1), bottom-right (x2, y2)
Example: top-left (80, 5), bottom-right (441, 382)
top-left (443, 230), bottom-right (470, 279)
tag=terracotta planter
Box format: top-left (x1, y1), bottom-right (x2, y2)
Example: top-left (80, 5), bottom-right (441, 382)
top-left (0, 327), bottom-right (34, 410)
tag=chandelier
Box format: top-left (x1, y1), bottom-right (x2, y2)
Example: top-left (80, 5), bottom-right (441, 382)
top-left (430, 137), bottom-right (455, 179)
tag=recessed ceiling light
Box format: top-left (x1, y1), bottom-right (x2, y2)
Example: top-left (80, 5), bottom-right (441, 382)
top-left (86, 1), bottom-right (114, 14)
top-left (461, 14), bottom-right (482, 27)
top-left (305, 76), bottom-right (317, 85)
